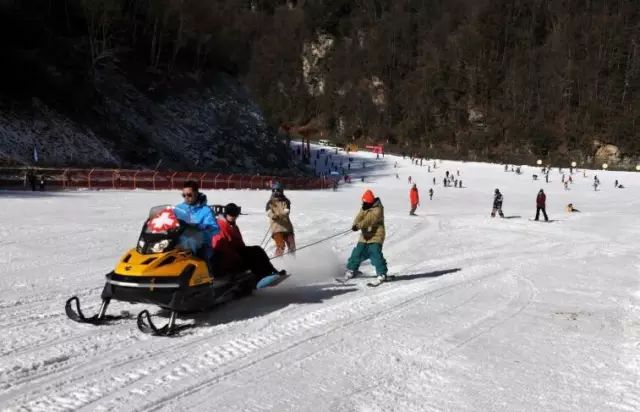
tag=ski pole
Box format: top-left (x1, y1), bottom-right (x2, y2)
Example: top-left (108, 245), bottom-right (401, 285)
top-left (259, 227), bottom-right (271, 248)
top-left (269, 229), bottom-right (352, 260)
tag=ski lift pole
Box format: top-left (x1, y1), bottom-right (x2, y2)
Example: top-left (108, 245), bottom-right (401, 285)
top-left (269, 229), bottom-right (352, 260)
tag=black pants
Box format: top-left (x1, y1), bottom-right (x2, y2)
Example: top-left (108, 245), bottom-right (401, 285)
top-left (238, 246), bottom-right (278, 282)
top-left (491, 207), bottom-right (504, 217)
top-left (535, 207), bottom-right (548, 221)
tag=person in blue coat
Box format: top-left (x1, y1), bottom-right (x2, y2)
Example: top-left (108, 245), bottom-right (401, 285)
top-left (174, 181), bottom-right (219, 262)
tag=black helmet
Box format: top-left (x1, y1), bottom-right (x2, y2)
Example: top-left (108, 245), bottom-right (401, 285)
top-left (224, 203), bottom-right (241, 217)
top-left (495, 188), bottom-right (499, 193)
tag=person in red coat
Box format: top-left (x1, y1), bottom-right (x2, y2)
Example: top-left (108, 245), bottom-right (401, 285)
top-left (212, 203), bottom-right (286, 286)
top-left (535, 189), bottom-right (549, 221)
top-left (409, 183), bottom-right (419, 215)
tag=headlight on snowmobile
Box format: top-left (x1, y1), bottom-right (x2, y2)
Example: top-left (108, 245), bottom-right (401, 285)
top-left (136, 239), bottom-right (146, 253)
top-left (150, 239), bottom-right (170, 253)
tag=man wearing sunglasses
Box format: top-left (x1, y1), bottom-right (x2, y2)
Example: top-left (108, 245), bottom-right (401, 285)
top-left (212, 203), bottom-right (287, 288)
top-left (174, 181), bottom-right (219, 263)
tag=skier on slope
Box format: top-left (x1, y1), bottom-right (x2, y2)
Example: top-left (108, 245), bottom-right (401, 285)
top-left (265, 182), bottom-right (296, 256)
top-left (409, 183), bottom-right (419, 216)
top-left (343, 189), bottom-right (388, 286)
top-left (535, 189), bottom-right (549, 221)
top-left (429, 188), bottom-right (434, 200)
top-left (491, 189), bottom-right (504, 218)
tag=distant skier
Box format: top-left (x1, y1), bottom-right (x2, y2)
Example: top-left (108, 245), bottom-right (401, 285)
top-left (491, 189), bottom-right (505, 218)
top-left (409, 183), bottom-right (419, 216)
top-left (408, 176), bottom-right (412, 184)
top-left (433, 177), bottom-right (436, 185)
top-left (343, 190), bottom-right (388, 286)
top-left (266, 182), bottom-right (296, 256)
top-left (443, 177), bottom-right (447, 187)
top-left (615, 179), bottom-right (619, 188)
top-left (535, 189), bottom-right (549, 221)
top-left (429, 188), bottom-right (434, 200)
top-left (545, 173), bottom-right (549, 183)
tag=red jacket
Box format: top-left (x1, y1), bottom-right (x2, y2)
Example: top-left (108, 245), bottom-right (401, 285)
top-left (536, 192), bottom-right (546, 207)
top-left (211, 218), bottom-right (245, 272)
top-left (409, 188), bottom-right (419, 206)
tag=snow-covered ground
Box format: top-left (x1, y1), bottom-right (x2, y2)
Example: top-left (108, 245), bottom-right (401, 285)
top-left (1, 150), bottom-right (639, 411)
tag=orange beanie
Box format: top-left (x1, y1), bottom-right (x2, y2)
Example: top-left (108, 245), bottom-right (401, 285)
top-left (362, 189), bottom-right (375, 204)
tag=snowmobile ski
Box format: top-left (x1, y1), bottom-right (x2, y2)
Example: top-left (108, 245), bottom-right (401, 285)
top-left (136, 310), bottom-right (194, 337)
top-left (528, 219), bottom-right (556, 223)
top-left (65, 296), bottom-right (130, 325)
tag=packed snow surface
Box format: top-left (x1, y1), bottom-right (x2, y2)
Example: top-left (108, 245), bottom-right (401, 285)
top-left (1, 150), bottom-right (639, 411)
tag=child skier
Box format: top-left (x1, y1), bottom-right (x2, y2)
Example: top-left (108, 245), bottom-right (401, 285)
top-left (343, 190), bottom-right (388, 286)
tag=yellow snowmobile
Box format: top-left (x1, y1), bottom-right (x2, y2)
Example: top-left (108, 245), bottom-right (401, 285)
top-left (65, 205), bottom-right (255, 336)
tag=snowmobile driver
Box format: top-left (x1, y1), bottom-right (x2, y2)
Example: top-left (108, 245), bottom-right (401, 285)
top-left (343, 189), bottom-right (389, 286)
top-left (174, 181), bottom-right (219, 263)
top-left (212, 203), bottom-right (287, 288)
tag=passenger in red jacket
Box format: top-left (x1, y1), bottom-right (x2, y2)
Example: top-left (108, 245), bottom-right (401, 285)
top-left (409, 183), bottom-right (419, 215)
top-left (535, 189), bottom-right (549, 221)
top-left (212, 203), bottom-right (286, 287)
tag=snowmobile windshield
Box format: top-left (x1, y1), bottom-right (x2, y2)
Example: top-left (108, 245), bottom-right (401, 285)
top-left (144, 205), bottom-right (182, 235)
top-left (137, 206), bottom-right (184, 254)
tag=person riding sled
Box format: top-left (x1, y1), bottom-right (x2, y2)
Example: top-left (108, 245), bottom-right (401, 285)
top-left (174, 181), bottom-right (219, 265)
top-left (212, 203), bottom-right (287, 288)
top-left (266, 182), bottom-right (296, 257)
top-left (343, 189), bottom-right (389, 286)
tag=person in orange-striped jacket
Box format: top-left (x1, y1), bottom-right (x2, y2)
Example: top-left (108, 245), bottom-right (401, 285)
top-left (409, 183), bottom-right (419, 216)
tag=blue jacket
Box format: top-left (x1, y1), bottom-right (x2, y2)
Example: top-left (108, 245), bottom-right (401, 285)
top-left (174, 193), bottom-right (219, 252)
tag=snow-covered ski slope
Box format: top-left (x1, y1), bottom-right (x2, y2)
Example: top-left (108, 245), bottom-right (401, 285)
top-left (1, 150), bottom-right (639, 412)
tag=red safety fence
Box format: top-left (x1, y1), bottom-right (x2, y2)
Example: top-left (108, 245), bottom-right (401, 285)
top-left (0, 167), bottom-right (330, 191)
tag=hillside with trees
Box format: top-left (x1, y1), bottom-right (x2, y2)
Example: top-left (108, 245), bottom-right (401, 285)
top-left (1, 0), bottom-right (639, 169)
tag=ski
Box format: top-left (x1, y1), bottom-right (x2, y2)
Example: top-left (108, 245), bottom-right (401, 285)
top-left (367, 275), bottom-right (396, 287)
